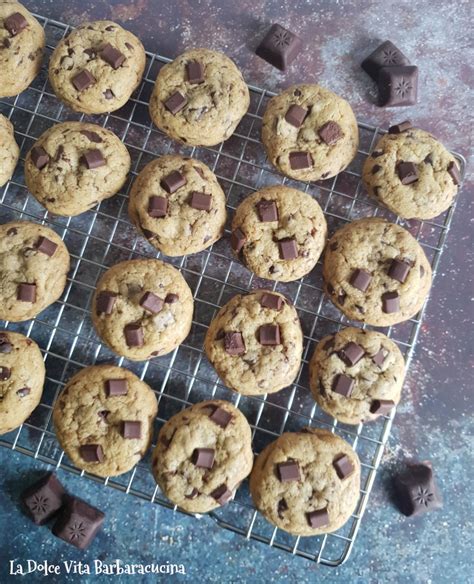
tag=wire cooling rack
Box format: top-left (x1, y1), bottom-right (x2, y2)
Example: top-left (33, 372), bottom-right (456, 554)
top-left (0, 13), bottom-right (466, 567)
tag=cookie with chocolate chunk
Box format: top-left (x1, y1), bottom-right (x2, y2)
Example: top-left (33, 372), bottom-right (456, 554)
top-left (0, 114), bottom-right (19, 186)
top-left (152, 400), bottom-right (253, 513)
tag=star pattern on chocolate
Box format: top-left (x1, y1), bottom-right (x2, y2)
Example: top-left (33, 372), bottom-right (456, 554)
top-left (272, 30), bottom-right (292, 48)
top-left (30, 494), bottom-right (49, 515)
top-left (394, 78), bottom-right (413, 98)
top-left (382, 48), bottom-right (401, 65)
top-left (414, 487), bottom-right (434, 507)
top-left (67, 521), bottom-right (87, 542)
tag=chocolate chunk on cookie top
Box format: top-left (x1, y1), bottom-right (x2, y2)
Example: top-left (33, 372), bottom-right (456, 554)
top-left (256, 24), bottom-right (303, 71)
top-left (186, 60), bottom-right (204, 84)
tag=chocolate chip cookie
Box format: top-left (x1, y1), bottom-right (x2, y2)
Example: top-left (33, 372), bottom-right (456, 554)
top-left (25, 121), bottom-right (131, 216)
top-left (323, 217), bottom-right (432, 326)
top-left (149, 48), bottom-right (250, 146)
top-left (53, 364), bottom-right (158, 477)
top-left (261, 84), bottom-right (359, 181)
top-left (152, 400), bottom-right (253, 513)
top-left (0, 114), bottom-right (19, 186)
top-left (0, 2), bottom-right (45, 97)
top-left (231, 186), bottom-right (327, 282)
top-left (0, 221), bottom-right (70, 322)
top-left (48, 20), bottom-right (146, 114)
top-left (250, 428), bottom-right (360, 536)
top-left (204, 289), bottom-right (303, 395)
top-left (129, 155), bottom-right (227, 256)
top-left (92, 259), bottom-right (194, 361)
top-left (309, 327), bottom-right (405, 424)
top-left (363, 123), bottom-right (461, 220)
top-left (0, 331), bottom-right (45, 435)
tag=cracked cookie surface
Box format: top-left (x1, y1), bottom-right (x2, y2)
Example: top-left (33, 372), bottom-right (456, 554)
top-left (204, 289), bottom-right (303, 395)
top-left (309, 327), bottom-right (405, 424)
top-left (0, 114), bottom-right (19, 186)
top-left (0, 221), bottom-right (70, 322)
top-left (25, 121), bottom-right (131, 216)
top-left (250, 428), bottom-right (360, 536)
top-left (152, 399), bottom-right (253, 513)
top-left (261, 84), bottom-right (359, 181)
top-left (129, 155), bottom-right (227, 256)
top-left (49, 20), bottom-right (146, 114)
top-left (0, 331), bottom-right (45, 435)
top-left (323, 218), bottom-right (432, 326)
top-left (53, 364), bottom-right (158, 477)
top-left (149, 48), bottom-right (250, 146)
top-left (92, 259), bottom-right (194, 361)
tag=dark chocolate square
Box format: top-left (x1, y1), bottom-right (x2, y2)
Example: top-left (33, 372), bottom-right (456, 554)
top-left (256, 24), bottom-right (303, 71)
top-left (378, 65), bottom-right (418, 107)
top-left (52, 496), bottom-right (105, 549)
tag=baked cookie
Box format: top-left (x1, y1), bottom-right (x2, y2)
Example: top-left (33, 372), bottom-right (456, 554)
top-left (204, 289), bottom-right (303, 395)
top-left (149, 48), bottom-right (250, 147)
top-left (231, 186), bottom-right (327, 282)
top-left (0, 2), bottom-right (45, 97)
top-left (363, 123), bottom-right (461, 220)
top-left (129, 155), bottom-right (227, 256)
top-left (0, 221), bottom-right (70, 322)
top-left (92, 259), bottom-right (194, 361)
top-left (0, 114), bottom-right (19, 186)
top-left (309, 327), bottom-right (405, 424)
top-left (25, 121), bottom-right (131, 216)
top-left (53, 364), bottom-right (158, 477)
top-left (323, 218), bottom-right (432, 326)
top-left (0, 331), bottom-right (45, 435)
top-left (152, 400), bottom-right (253, 513)
top-left (48, 20), bottom-right (145, 114)
top-left (250, 428), bottom-right (360, 536)
top-left (261, 84), bottom-right (359, 181)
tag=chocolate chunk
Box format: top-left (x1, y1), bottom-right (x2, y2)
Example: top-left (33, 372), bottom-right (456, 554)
top-left (122, 421), bottom-right (142, 439)
top-left (333, 455), bottom-right (355, 480)
top-left (160, 170), bottom-right (186, 194)
top-left (80, 130), bottom-right (102, 143)
top-left (209, 407), bottom-right (232, 429)
top-left (4, 12), bottom-right (28, 36)
top-left (165, 293), bottom-right (179, 304)
top-left (33, 236), bottom-right (58, 259)
top-left (279, 238), bottom-right (298, 260)
top-left (424, 153), bottom-right (433, 165)
top-left (339, 342), bottom-right (365, 366)
top-left (388, 258), bottom-right (411, 283)
top-left (350, 268), bottom-right (372, 292)
top-left (378, 65), bottom-right (418, 107)
top-left (103, 89), bottom-right (114, 99)
top-left (22, 472), bottom-right (66, 525)
top-left (224, 331), bottom-right (245, 356)
top-left (289, 151), bottom-right (312, 170)
top-left (307, 507), bottom-right (329, 529)
top-left (372, 348), bottom-right (388, 367)
top-left (382, 291), bottom-right (400, 313)
top-left (394, 462), bottom-right (442, 517)
top-left (99, 43), bottom-right (125, 69)
top-left (52, 496), bottom-right (105, 550)
top-left (186, 60), bottom-right (204, 84)
top-left (124, 323), bottom-right (144, 347)
top-left (285, 104), bottom-right (307, 127)
top-left (372, 164), bottom-right (382, 174)
top-left (98, 410), bottom-right (110, 421)
top-left (318, 121), bottom-right (343, 145)
top-left (192, 448), bottom-right (215, 469)
top-left (7, 227), bottom-right (17, 236)
top-left (148, 195), bottom-right (168, 218)
top-left (277, 460), bottom-right (300, 482)
top-left (397, 161), bottom-right (418, 185)
top-left (260, 293), bottom-right (283, 311)
top-left (164, 91), bottom-right (187, 114)
top-left (210, 484), bottom-right (233, 505)
top-left (79, 444), bottom-right (104, 463)
top-left (17, 282), bottom-right (36, 303)
top-left (372, 150), bottom-right (384, 158)
top-left (0, 334), bottom-right (12, 353)
top-left (105, 379), bottom-right (128, 397)
top-left (17, 387), bottom-right (30, 397)
top-left (140, 291), bottom-right (164, 314)
top-left (185, 488), bottom-right (199, 499)
top-left (258, 324), bottom-right (281, 346)
top-left (96, 291), bottom-right (117, 315)
top-left (361, 40), bottom-right (410, 81)
top-left (370, 399), bottom-right (395, 415)
top-left (322, 336), bottom-right (335, 352)
top-left (257, 199), bottom-right (278, 222)
top-left (81, 149), bottom-right (105, 170)
top-left (0, 366), bottom-right (11, 380)
top-left (332, 374), bottom-right (354, 397)
top-left (30, 146), bottom-right (49, 170)
top-left (388, 120), bottom-right (412, 134)
top-left (190, 191), bottom-right (212, 211)
top-left (447, 161), bottom-right (461, 185)
top-left (277, 498), bottom-right (288, 518)
top-left (72, 69), bottom-right (96, 92)
top-left (231, 228), bottom-right (246, 253)
top-left (256, 24), bottom-right (303, 71)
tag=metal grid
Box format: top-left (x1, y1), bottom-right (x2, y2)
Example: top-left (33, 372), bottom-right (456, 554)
top-left (0, 13), bottom-right (466, 567)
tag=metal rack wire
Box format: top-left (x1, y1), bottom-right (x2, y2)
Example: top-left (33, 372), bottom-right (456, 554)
top-left (0, 13), bottom-right (465, 566)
